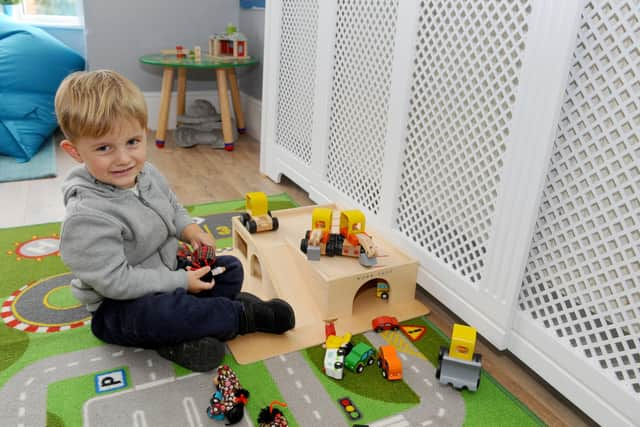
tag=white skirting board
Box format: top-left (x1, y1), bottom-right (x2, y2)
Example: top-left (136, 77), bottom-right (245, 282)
top-left (143, 90), bottom-right (262, 141)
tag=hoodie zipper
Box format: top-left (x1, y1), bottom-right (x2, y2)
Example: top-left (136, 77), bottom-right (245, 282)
top-left (137, 186), bottom-right (175, 269)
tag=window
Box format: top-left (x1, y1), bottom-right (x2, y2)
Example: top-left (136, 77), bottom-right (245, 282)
top-left (17, 0), bottom-right (82, 27)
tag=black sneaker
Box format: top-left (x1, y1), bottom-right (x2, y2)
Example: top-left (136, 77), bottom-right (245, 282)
top-left (237, 292), bottom-right (295, 335)
top-left (156, 336), bottom-right (225, 372)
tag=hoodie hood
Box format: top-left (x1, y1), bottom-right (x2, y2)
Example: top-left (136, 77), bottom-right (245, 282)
top-left (62, 164), bottom-right (150, 206)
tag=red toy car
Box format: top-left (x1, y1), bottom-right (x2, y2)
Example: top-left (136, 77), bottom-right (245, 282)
top-left (372, 315), bottom-right (400, 333)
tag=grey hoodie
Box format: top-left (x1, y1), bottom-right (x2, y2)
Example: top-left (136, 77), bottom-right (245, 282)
top-left (60, 162), bottom-right (193, 311)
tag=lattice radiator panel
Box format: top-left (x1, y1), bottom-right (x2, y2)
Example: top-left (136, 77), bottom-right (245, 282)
top-left (325, 0), bottom-right (399, 214)
top-left (518, 0), bottom-right (640, 395)
top-left (396, 0), bottom-right (532, 284)
top-left (275, 0), bottom-right (319, 165)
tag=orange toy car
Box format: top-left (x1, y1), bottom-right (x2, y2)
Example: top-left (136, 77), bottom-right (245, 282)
top-left (377, 345), bottom-right (402, 381)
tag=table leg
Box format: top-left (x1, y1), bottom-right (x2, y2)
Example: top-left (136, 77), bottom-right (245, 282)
top-left (177, 68), bottom-right (187, 118)
top-left (215, 68), bottom-right (235, 151)
top-left (155, 67), bottom-right (174, 148)
top-left (227, 68), bottom-right (246, 134)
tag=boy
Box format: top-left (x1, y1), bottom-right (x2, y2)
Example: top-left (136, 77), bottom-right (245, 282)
top-left (55, 70), bottom-right (295, 372)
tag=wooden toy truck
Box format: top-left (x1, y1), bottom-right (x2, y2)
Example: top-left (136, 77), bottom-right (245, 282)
top-left (300, 208), bottom-right (378, 266)
top-left (436, 324), bottom-right (482, 391)
top-left (241, 192), bottom-right (279, 233)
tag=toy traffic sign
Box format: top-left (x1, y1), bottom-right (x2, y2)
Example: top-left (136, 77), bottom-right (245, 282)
top-left (400, 325), bottom-right (426, 342)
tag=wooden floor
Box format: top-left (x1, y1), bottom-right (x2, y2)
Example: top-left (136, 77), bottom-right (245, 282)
top-left (0, 131), bottom-right (597, 427)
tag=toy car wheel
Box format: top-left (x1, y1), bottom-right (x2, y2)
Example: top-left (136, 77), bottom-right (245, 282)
top-left (375, 326), bottom-right (383, 333)
top-left (377, 358), bottom-right (382, 368)
top-left (473, 353), bottom-right (482, 364)
top-left (337, 348), bottom-right (346, 356)
top-left (366, 356), bottom-right (375, 366)
top-left (335, 361), bottom-right (343, 369)
top-left (381, 368), bottom-right (388, 379)
top-left (356, 364), bottom-right (365, 374)
top-left (248, 219), bottom-right (257, 233)
top-left (271, 216), bottom-right (279, 231)
top-left (475, 375), bottom-right (481, 390)
top-left (392, 325), bottom-right (399, 331)
top-left (300, 238), bottom-right (308, 253)
top-left (438, 346), bottom-right (447, 362)
top-left (241, 213), bottom-right (250, 226)
top-left (326, 237), bottom-right (336, 256)
top-left (380, 292), bottom-right (389, 300)
top-left (343, 342), bottom-right (354, 355)
top-left (435, 366), bottom-right (441, 380)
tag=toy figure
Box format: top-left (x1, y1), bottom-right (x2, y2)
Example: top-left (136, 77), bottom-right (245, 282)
top-left (206, 365), bottom-right (250, 424)
top-left (191, 244), bottom-right (217, 268)
top-left (257, 401), bottom-right (289, 427)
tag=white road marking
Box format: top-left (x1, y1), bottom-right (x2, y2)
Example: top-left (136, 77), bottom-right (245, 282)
top-left (295, 380), bottom-right (302, 389)
top-left (399, 353), bottom-right (408, 361)
top-left (43, 367), bottom-right (56, 373)
top-left (147, 359), bottom-right (153, 367)
top-left (18, 407), bottom-right (25, 417)
top-left (370, 414), bottom-right (405, 426)
top-left (286, 367), bottom-right (294, 375)
top-left (112, 350), bottom-right (124, 357)
top-left (438, 408), bottom-right (445, 417)
top-left (24, 377), bottom-right (35, 386)
top-left (183, 397), bottom-right (203, 427)
top-left (67, 361), bottom-right (79, 367)
top-left (19, 392), bottom-right (26, 401)
top-left (177, 373), bottom-right (201, 380)
top-left (313, 410), bottom-right (321, 420)
top-left (279, 354), bottom-right (287, 362)
top-left (423, 378), bottom-right (432, 387)
top-left (303, 394), bottom-right (311, 404)
top-left (133, 410), bottom-right (147, 427)
top-left (90, 357), bottom-right (102, 362)
top-left (422, 421), bottom-right (433, 426)
top-left (150, 372), bottom-right (157, 381)
top-left (436, 392), bottom-right (444, 401)
top-left (135, 377), bottom-right (175, 390)
top-left (411, 365), bottom-right (420, 373)
top-left (134, 348), bottom-right (144, 352)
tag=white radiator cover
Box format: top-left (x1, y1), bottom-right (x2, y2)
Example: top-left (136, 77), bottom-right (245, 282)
top-left (260, 0), bottom-right (639, 425)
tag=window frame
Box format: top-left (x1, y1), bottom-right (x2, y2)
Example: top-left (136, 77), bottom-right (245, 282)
top-left (15, 0), bottom-right (83, 29)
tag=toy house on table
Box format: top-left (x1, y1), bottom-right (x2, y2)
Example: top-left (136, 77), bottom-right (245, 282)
top-left (226, 204), bottom-right (429, 364)
top-left (208, 31), bottom-right (248, 59)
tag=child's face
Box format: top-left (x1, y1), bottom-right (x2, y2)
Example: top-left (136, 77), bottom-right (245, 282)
top-left (61, 119), bottom-right (147, 189)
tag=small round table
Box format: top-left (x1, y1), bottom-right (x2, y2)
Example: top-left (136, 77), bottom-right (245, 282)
top-left (139, 54), bottom-right (258, 150)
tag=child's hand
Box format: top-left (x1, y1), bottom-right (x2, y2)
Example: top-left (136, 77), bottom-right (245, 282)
top-left (190, 231), bottom-right (216, 251)
top-left (186, 266), bottom-right (214, 293)
top-left (181, 223), bottom-right (216, 251)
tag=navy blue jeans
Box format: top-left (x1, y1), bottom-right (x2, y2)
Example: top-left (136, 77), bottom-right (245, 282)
top-left (90, 255), bottom-right (244, 348)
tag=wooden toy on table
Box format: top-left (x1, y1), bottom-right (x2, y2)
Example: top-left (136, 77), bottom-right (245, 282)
top-left (209, 23), bottom-right (249, 60)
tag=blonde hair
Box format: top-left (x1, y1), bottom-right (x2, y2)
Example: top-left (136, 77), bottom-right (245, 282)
top-left (55, 70), bottom-right (147, 141)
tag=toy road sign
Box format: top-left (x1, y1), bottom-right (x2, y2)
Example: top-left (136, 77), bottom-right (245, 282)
top-left (400, 325), bottom-right (426, 342)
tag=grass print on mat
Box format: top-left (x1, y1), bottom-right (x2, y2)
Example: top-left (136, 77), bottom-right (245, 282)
top-left (0, 193), bottom-right (543, 426)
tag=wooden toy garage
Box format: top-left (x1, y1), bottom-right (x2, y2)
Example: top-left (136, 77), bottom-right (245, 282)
top-left (226, 204), bottom-right (429, 364)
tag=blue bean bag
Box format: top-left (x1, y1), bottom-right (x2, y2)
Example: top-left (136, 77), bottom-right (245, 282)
top-left (0, 15), bottom-right (84, 162)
